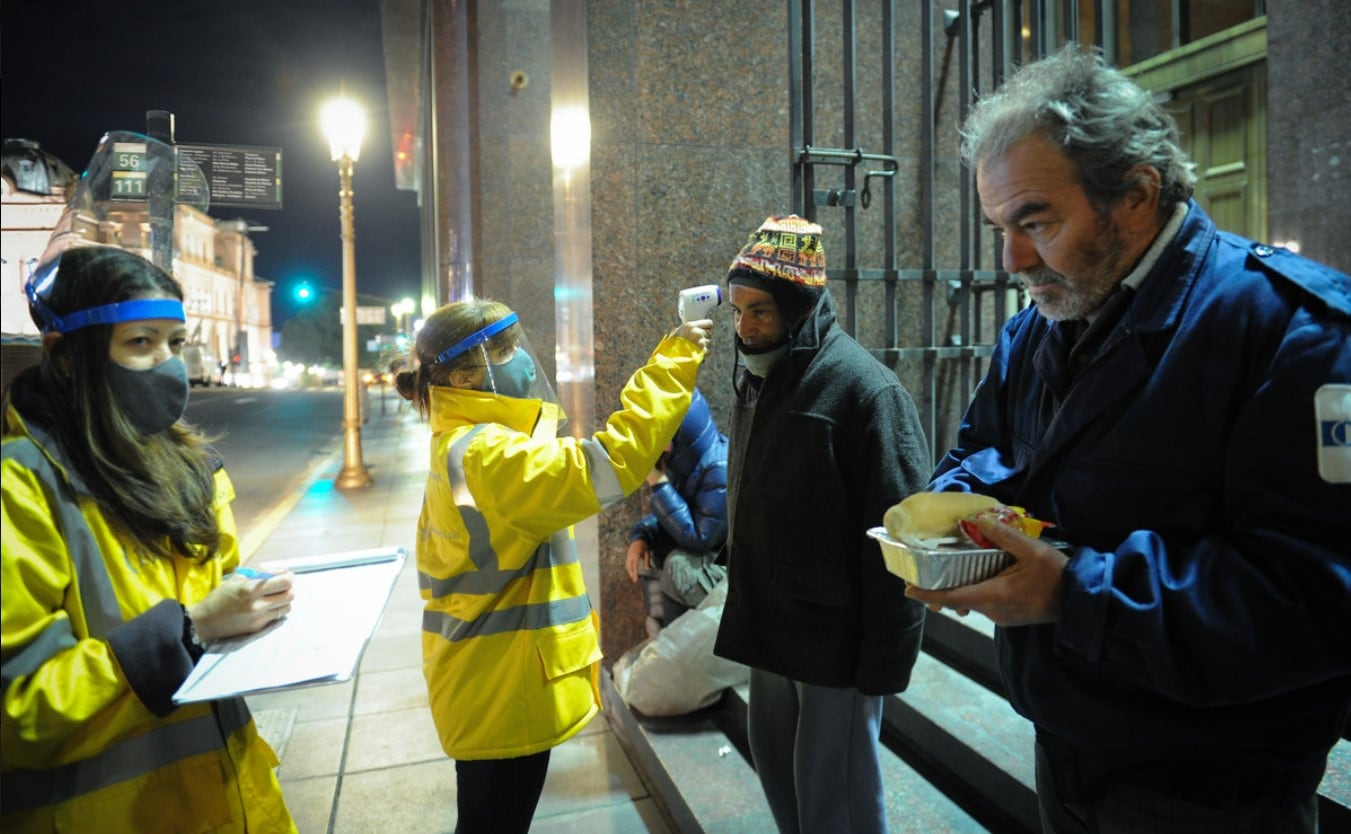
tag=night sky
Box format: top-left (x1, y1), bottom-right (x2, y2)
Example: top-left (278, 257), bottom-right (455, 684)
top-left (2, 0), bottom-right (422, 324)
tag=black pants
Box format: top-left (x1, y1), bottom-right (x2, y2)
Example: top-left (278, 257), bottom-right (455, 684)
top-left (1035, 741), bottom-right (1318, 834)
top-left (453, 749), bottom-right (551, 834)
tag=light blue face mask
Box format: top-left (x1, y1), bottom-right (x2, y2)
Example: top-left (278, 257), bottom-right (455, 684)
top-left (487, 348), bottom-right (537, 399)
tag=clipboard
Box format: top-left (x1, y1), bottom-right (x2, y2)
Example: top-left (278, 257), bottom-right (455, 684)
top-left (172, 546), bottom-right (407, 704)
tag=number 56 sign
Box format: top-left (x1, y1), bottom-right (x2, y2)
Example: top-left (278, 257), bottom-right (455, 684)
top-left (110, 141), bottom-right (148, 198)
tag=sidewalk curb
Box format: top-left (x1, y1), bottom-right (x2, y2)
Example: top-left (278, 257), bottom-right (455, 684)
top-left (238, 438), bottom-right (344, 564)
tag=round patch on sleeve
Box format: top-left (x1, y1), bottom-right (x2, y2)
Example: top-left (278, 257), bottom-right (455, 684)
top-left (1315, 384), bottom-right (1351, 483)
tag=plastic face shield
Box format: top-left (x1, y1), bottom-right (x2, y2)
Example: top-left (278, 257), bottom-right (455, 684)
top-left (434, 311), bottom-right (564, 431)
top-left (25, 130), bottom-right (208, 334)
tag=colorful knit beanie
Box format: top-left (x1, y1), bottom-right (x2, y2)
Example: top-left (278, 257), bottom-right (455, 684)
top-left (726, 214), bottom-right (826, 325)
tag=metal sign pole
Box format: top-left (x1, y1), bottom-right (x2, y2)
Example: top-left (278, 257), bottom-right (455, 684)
top-left (145, 110), bottom-right (175, 272)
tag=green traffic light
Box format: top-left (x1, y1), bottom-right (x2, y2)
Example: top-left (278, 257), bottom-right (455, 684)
top-left (294, 283), bottom-right (314, 302)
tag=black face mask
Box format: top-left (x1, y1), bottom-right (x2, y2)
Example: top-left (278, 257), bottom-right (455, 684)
top-left (106, 356), bottom-right (190, 434)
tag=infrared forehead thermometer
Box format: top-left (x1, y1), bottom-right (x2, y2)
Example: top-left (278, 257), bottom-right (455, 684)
top-left (678, 285), bottom-right (722, 322)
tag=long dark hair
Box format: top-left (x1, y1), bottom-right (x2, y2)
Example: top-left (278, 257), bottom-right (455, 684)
top-left (10, 247), bottom-right (222, 561)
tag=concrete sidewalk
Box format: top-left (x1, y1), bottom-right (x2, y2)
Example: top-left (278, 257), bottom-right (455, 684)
top-left (233, 392), bottom-right (1351, 833)
top-left (241, 393), bottom-right (671, 833)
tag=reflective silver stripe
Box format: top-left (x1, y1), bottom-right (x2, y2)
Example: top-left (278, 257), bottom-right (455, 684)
top-left (419, 529), bottom-right (579, 599)
top-left (1, 617), bottom-right (76, 695)
top-left (2, 439), bottom-right (124, 638)
top-left (423, 592), bottom-right (593, 643)
top-left (420, 545), bottom-right (546, 597)
top-left (2, 438), bottom-right (251, 813)
top-left (0, 698), bottom-right (250, 814)
top-left (550, 527), bottom-right (580, 566)
top-left (446, 426), bottom-right (496, 570)
top-left (421, 425), bottom-right (593, 641)
top-left (580, 437), bottom-right (624, 509)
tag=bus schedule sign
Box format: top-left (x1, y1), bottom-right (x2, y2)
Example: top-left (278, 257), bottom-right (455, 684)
top-left (111, 141), bottom-right (149, 198)
top-left (177, 143), bottom-right (283, 210)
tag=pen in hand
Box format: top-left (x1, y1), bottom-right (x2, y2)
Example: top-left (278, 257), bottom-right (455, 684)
top-left (232, 567), bottom-right (274, 581)
top-left (192, 567), bottom-right (294, 642)
top-left (232, 566), bottom-right (293, 620)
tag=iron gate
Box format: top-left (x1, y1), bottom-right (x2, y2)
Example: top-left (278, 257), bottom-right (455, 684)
top-left (785, 0), bottom-right (1132, 461)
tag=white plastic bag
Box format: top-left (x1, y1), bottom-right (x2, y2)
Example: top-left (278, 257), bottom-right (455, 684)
top-left (613, 579), bottom-right (749, 716)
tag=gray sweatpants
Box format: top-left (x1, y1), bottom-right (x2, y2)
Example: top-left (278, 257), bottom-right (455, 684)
top-left (746, 667), bottom-right (887, 834)
top-left (657, 548), bottom-right (726, 609)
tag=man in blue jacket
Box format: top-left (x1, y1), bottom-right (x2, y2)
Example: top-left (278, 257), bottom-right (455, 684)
top-left (906, 45), bottom-right (1351, 833)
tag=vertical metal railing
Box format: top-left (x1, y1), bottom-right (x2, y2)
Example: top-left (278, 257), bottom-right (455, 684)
top-left (785, 0), bottom-right (1162, 457)
top-left (784, 12), bottom-right (1043, 825)
top-left (787, 0), bottom-right (1074, 462)
top-left (788, 0), bottom-right (1026, 462)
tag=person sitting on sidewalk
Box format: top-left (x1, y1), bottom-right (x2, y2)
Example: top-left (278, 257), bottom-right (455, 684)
top-left (625, 387), bottom-right (728, 634)
top-left (394, 297), bottom-right (711, 834)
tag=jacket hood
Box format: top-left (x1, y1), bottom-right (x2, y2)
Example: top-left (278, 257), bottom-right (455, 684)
top-left (790, 287), bottom-right (837, 354)
top-left (773, 286), bottom-right (838, 377)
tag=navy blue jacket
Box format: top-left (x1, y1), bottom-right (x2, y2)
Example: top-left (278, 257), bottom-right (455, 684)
top-left (628, 389), bottom-right (728, 557)
top-left (930, 202), bottom-right (1351, 800)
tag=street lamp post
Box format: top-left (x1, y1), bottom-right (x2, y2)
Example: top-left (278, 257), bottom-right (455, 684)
top-left (322, 95), bottom-right (373, 489)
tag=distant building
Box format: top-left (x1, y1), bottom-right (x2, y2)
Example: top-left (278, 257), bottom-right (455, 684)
top-left (1, 138), bottom-right (274, 388)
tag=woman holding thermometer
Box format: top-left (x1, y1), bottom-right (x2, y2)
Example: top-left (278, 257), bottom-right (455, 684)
top-left (395, 297), bottom-right (711, 834)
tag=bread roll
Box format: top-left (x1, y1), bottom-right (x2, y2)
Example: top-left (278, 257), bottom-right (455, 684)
top-left (883, 492), bottom-right (1000, 549)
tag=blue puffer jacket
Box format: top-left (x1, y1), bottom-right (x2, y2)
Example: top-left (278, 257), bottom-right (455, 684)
top-left (627, 389), bottom-right (728, 557)
top-left (929, 201), bottom-right (1351, 802)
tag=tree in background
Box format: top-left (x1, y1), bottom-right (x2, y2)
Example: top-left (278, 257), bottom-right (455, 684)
top-left (278, 290), bottom-right (342, 365)
top-left (277, 288), bottom-right (392, 368)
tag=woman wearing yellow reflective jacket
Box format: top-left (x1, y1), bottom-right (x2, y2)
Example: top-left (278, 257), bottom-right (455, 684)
top-left (2, 247), bottom-right (296, 833)
top-left (396, 298), bottom-right (711, 834)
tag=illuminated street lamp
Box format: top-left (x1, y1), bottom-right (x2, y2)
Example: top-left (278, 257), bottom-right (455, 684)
top-left (391, 297), bottom-right (415, 341)
top-left (321, 94), bottom-right (372, 489)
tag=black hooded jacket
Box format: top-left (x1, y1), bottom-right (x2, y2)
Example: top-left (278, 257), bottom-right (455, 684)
top-left (713, 292), bottom-right (932, 694)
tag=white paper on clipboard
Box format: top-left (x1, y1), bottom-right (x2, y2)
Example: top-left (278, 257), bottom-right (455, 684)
top-left (172, 546), bottom-right (407, 704)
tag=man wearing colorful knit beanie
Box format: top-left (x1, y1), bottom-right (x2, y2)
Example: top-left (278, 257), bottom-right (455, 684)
top-left (712, 214), bottom-right (932, 833)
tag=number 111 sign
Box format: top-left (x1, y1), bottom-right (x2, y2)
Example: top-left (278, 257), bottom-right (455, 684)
top-left (110, 141), bottom-right (148, 198)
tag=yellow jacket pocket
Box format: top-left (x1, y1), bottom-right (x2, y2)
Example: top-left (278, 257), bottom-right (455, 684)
top-left (536, 624), bottom-right (602, 681)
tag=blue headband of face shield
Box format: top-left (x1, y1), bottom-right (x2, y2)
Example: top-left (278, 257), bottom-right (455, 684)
top-left (435, 312), bottom-right (519, 365)
top-left (25, 272), bottom-right (186, 335)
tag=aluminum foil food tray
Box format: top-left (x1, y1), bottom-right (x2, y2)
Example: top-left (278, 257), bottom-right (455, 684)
top-left (867, 526), bottom-right (1016, 590)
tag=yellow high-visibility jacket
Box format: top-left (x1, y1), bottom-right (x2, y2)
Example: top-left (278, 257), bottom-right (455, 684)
top-left (419, 333), bottom-right (704, 759)
top-left (1, 405), bottom-right (295, 833)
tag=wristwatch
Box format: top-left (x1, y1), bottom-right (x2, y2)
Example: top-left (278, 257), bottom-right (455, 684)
top-left (180, 604), bottom-right (206, 661)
